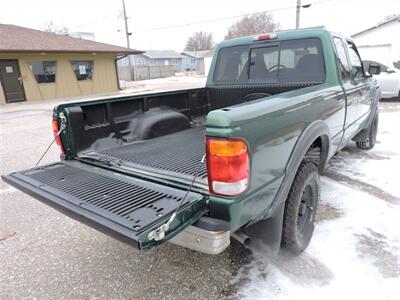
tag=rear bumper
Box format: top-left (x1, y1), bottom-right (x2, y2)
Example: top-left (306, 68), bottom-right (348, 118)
top-left (170, 226), bottom-right (230, 255)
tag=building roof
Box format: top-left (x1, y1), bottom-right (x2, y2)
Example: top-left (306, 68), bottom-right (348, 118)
top-left (351, 15), bottom-right (400, 37)
top-left (142, 50), bottom-right (182, 59)
top-left (0, 24), bottom-right (142, 54)
top-left (181, 50), bottom-right (210, 58)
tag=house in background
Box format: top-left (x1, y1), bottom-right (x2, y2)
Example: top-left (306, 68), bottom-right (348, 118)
top-left (352, 15), bottom-right (400, 67)
top-left (0, 24), bottom-right (141, 104)
top-left (122, 50), bottom-right (182, 71)
top-left (117, 49), bottom-right (214, 81)
top-left (181, 50), bottom-right (210, 74)
top-left (118, 50), bottom-right (183, 81)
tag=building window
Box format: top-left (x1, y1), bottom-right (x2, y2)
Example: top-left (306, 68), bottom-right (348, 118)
top-left (137, 58), bottom-right (146, 65)
top-left (71, 61), bottom-right (93, 81)
top-left (29, 61), bottom-right (56, 84)
top-left (191, 59), bottom-right (196, 64)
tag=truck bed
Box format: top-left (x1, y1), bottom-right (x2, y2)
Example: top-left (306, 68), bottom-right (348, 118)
top-left (83, 126), bottom-right (208, 189)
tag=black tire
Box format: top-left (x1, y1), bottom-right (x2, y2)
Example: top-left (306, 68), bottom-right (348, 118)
top-left (356, 112), bottom-right (378, 150)
top-left (282, 161), bottom-right (320, 255)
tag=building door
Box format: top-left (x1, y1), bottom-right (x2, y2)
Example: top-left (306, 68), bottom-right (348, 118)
top-left (0, 60), bottom-right (26, 103)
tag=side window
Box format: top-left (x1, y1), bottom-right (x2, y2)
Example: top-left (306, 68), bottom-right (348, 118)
top-left (29, 61), bottom-right (57, 84)
top-left (71, 61), bottom-right (93, 81)
top-left (346, 43), bottom-right (364, 79)
top-left (333, 38), bottom-right (351, 82)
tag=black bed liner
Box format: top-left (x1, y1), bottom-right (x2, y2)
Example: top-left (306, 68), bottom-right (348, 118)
top-left (2, 160), bottom-right (206, 250)
top-left (87, 126), bottom-right (208, 187)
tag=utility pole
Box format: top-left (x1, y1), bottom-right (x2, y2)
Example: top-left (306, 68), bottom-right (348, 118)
top-left (122, 0), bottom-right (133, 80)
top-left (122, 0), bottom-right (131, 48)
top-left (296, 0), bottom-right (311, 29)
top-left (296, 0), bottom-right (301, 29)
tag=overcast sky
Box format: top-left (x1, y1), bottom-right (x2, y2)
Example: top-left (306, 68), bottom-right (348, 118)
top-left (0, 0), bottom-right (399, 51)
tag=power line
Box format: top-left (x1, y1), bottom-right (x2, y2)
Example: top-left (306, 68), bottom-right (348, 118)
top-left (70, 11), bottom-right (119, 30)
top-left (133, 0), bottom-right (332, 33)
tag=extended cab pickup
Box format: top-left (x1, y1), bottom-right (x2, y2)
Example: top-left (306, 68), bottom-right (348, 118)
top-left (3, 28), bottom-right (381, 256)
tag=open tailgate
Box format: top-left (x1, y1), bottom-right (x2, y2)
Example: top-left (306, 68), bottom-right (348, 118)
top-left (2, 160), bottom-right (207, 250)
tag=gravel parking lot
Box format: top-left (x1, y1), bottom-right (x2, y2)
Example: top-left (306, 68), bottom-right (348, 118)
top-left (1, 82), bottom-right (399, 300)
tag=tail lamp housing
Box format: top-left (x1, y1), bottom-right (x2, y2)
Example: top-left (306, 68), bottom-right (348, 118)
top-left (206, 137), bottom-right (250, 197)
top-left (253, 33), bottom-right (277, 41)
top-left (52, 118), bottom-right (65, 154)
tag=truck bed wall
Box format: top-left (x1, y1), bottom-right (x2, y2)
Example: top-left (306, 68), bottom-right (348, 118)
top-left (58, 84), bottom-right (316, 157)
top-left (59, 88), bottom-right (208, 156)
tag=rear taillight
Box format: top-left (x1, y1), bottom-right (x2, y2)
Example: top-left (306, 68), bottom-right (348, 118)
top-left (206, 137), bottom-right (249, 197)
top-left (52, 118), bottom-right (65, 154)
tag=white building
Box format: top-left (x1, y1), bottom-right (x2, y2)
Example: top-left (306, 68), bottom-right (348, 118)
top-left (351, 15), bottom-right (400, 68)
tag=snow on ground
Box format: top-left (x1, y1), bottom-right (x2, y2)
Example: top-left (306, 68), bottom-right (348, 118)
top-left (329, 110), bottom-right (400, 198)
top-left (236, 105), bottom-right (400, 300)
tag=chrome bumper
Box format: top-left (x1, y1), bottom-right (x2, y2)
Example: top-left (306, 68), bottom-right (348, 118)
top-left (169, 226), bottom-right (230, 255)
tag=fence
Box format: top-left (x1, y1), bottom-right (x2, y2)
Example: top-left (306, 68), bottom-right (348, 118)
top-left (118, 65), bottom-right (175, 81)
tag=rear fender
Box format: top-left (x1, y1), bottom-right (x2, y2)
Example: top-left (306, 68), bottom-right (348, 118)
top-left (244, 120), bottom-right (330, 255)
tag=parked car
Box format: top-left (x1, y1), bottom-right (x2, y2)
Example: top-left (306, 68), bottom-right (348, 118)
top-left (363, 60), bottom-right (400, 99)
top-left (3, 28), bottom-right (381, 257)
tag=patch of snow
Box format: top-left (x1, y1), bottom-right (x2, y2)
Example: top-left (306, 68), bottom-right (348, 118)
top-left (329, 111), bottom-right (400, 198)
top-left (238, 179), bottom-right (400, 300)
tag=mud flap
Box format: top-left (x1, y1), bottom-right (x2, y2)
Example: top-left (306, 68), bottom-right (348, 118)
top-left (2, 160), bottom-right (207, 250)
top-left (243, 201), bottom-right (285, 256)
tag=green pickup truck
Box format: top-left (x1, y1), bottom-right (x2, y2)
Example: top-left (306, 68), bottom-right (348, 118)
top-left (3, 28), bottom-right (381, 256)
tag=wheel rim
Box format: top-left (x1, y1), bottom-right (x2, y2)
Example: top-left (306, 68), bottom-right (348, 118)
top-left (297, 184), bottom-right (314, 232)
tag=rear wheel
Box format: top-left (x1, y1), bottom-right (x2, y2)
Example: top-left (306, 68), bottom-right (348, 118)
top-left (356, 113), bottom-right (378, 150)
top-left (282, 161), bottom-right (320, 255)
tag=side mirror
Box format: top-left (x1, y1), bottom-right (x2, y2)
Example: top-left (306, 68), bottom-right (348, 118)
top-left (368, 63), bottom-right (381, 75)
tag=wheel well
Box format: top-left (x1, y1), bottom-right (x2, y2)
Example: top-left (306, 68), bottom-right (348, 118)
top-left (304, 135), bottom-right (329, 173)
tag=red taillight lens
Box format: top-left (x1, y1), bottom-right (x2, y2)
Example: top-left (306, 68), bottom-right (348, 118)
top-left (52, 118), bottom-right (65, 154)
top-left (206, 137), bottom-right (249, 197)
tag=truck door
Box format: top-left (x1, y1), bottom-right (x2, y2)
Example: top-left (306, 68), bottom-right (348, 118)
top-left (332, 37), bottom-right (358, 142)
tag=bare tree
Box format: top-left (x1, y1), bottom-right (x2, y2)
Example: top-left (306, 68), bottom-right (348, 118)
top-left (42, 21), bottom-right (69, 35)
top-left (224, 13), bottom-right (280, 40)
top-left (185, 31), bottom-right (214, 51)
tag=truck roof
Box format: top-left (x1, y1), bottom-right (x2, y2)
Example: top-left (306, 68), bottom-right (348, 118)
top-left (217, 27), bottom-right (345, 49)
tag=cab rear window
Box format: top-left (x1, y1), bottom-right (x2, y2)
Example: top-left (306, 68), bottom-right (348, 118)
top-left (213, 38), bottom-right (325, 84)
